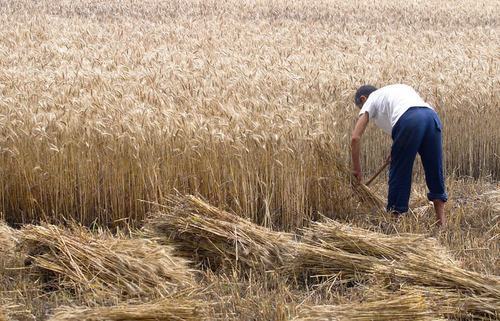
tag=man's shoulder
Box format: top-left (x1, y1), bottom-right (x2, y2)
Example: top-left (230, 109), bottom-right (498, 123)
top-left (379, 83), bottom-right (413, 93)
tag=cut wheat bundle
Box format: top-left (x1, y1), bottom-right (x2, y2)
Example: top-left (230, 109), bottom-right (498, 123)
top-left (314, 145), bottom-right (386, 212)
top-left (295, 223), bottom-right (499, 315)
top-left (0, 222), bottom-right (17, 255)
top-left (145, 194), bottom-right (296, 271)
top-left (482, 188), bottom-right (500, 213)
top-left (352, 182), bottom-right (387, 211)
top-left (47, 297), bottom-right (206, 321)
top-left (144, 195), bottom-right (499, 304)
top-left (0, 223), bottom-right (14, 245)
top-left (376, 252), bottom-right (500, 299)
top-left (406, 286), bottom-right (499, 320)
top-left (0, 301), bottom-right (33, 321)
top-left (292, 291), bottom-right (438, 321)
top-left (0, 222), bottom-right (19, 269)
top-left (146, 195), bottom-right (388, 280)
top-left (300, 218), bottom-right (500, 301)
top-left (288, 217), bottom-right (450, 282)
top-left (302, 218), bottom-right (452, 262)
top-left (287, 234), bottom-right (500, 306)
top-left (19, 224), bottom-right (195, 302)
top-left (284, 242), bottom-right (383, 282)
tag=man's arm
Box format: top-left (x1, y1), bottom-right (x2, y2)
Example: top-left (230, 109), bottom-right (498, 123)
top-left (351, 113), bottom-right (369, 183)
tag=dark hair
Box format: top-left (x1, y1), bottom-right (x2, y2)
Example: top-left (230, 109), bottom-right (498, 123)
top-left (354, 85), bottom-right (377, 107)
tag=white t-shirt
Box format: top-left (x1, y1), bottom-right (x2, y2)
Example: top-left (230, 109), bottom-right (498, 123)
top-left (359, 84), bottom-right (433, 134)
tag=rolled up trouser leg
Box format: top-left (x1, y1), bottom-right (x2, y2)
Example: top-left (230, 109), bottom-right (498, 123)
top-left (418, 111), bottom-right (448, 202)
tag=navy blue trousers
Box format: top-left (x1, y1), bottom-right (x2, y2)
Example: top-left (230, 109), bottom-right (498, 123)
top-left (388, 107), bottom-right (448, 213)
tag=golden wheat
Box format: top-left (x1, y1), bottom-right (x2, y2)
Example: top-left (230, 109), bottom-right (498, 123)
top-left (19, 224), bottom-right (195, 303)
top-left (0, 0), bottom-right (498, 320)
top-left (0, 0), bottom-right (498, 229)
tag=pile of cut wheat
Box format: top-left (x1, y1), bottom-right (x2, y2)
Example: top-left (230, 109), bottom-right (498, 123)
top-left (146, 195), bottom-right (297, 270)
top-left (19, 224), bottom-right (194, 303)
top-left (292, 291), bottom-right (436, 321)
top-left (146, 196), bottom-right (500, 318)
top-left (48, 298), bottom-right (206, 321)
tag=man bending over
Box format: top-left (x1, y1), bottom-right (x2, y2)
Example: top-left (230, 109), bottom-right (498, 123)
top-left (351, 84), bottom-right (447, 226)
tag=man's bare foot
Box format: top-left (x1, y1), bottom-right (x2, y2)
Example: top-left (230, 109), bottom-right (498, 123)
top-left (433, 200), bottom-right (446, 227)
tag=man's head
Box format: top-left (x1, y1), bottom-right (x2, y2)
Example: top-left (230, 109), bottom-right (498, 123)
top-left (354, 85), bottom-right (377, 108)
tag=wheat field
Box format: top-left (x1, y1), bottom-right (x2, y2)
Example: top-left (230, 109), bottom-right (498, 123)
top-left (0, 0), bottom-right (499, 228)
top-left (0, 0), bottom-right (499, 320)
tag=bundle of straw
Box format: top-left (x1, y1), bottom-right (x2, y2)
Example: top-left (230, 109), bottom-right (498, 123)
top-left (482, 188), bottom-right (500, 213)
top-left (288, 218), bottom-right (450, 282)
top-left (48, 298), bottom-right (205, 321)
top-left (19, 224), bottom-right (194, 302)
top-left (290, 246), bottom-right (499, 317)
top-left (145, 195), bottom-right (296, 271)
top-left (352, 182), bottom-right (386, 211)
top-left (302, 218), bottom-right (452, 262)
top-left (0, 222), bottom-right (19, 269)
top-left (296, 218), bottom-right (499, 317)
top-left (0, 222), bottom-right (17, 255)
top-left (376, 253), bottom-right (500, 300)
top-left (407, 286), bottom-right (499, 320)
top-left (285, 242), bottom-right (383, 281)
top-left (0, 302), bottom-right (33, 321)
top-left (314, 146), bottom-right (386, 211)
top-left (147, 195), bottom-right (384, 281)
top-left (145, 195), bottom-right (499, 319)
top-left (292, 291), bottom-right (437, 321)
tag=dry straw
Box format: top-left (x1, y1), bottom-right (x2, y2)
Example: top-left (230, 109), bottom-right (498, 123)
top-left (146, 196), bottom-right (499, 318)
top-left (0, 222), bottom-right (19, 269)
top-left (375, 253), bottom-right (500, 301)
top-left (0, 222), bottom-right (17, 255)
top-left (47, 298), bottom-right (206, 321)
top-left (293, 286), bottom-right (500, 321)
top-left (408, 286), bottom-right (499, 320)
top-left (285, 242), bottom-right (382, 281)
top-left (146, 195), bottom-right (383, 280)
top-left (301, 217), bottom-right (452, 262)
top-left (19, 224), bottom-right (194, 302)
top-left (146, 194), bottom-right (296, 270)
top-left (0, 222), bottom-right (17, 262)
top-left (279, 214), bottom-right (449, 282)
top-left (0, 302), bottom-right (33, 321)
top-left (482, 188), bottom-right (500, 213)
top-left (313, 145), bottom-right (386, 212)
top-left (292, 291), bottom-right (437, 321)
top-left (290, 230), bottom-right (500, 317)
top-left (300, 217), bottom-right (499, 313)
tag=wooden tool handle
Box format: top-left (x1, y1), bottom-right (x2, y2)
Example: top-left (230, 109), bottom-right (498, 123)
top-left (364, 160), bottom-right (390, 187)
